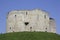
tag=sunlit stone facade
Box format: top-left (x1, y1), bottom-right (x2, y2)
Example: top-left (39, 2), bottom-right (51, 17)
top-left (6, 9), bottom-right (56, 33)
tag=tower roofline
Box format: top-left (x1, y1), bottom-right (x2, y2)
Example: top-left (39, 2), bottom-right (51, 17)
top-left (49, 18), bottom-right (54, 20)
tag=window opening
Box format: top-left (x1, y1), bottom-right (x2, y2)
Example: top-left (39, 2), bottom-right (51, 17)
top-left (44, 15), bottom-right (46, 18)
top-left (15, 15), bottom-right (16, 17)
top-left (10, 27), bottom-right (11, 29)
top-left (45, 28), bottom-right (47, 32)
top-left (24, 22), bottom-right (29, 26)
top-left (30, 27), bottom-right (32, 31)
top-left (26, 12), bottom-right (27, 15)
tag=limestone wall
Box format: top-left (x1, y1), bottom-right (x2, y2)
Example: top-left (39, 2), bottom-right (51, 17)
top-left (49, 18), bottom-right (56, 33)
top-left (6, 9), bottom-right (56, 33)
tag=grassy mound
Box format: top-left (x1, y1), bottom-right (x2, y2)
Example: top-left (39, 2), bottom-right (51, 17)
top-left (0, 32), bottom-right (60, 40)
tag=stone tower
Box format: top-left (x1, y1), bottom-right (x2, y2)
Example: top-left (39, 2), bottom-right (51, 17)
top-left (6, 9), bottom-right (56, 33)
top-left (49, 18), bottom-right (56, 33)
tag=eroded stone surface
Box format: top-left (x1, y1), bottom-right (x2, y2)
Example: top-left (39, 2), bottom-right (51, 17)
top-left (6, 9), bottom-right (56, 33)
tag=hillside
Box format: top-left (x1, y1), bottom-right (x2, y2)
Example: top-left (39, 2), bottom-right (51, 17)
top-left (0, 32), bottom-right (60, 40)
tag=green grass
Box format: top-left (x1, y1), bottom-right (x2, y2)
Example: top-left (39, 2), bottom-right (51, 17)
top-left (0, 32), bottom-right (60, 40)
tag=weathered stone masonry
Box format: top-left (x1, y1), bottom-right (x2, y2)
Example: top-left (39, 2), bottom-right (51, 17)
top-left (6, 9), bottom-right (56, 33)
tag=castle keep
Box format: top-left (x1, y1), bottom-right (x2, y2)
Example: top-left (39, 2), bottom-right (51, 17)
top-left (6, 9), bottom-right (56, 33)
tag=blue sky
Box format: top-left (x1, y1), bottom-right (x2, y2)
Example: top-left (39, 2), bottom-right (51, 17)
top-left (0, 0), bottom-right (60, 34)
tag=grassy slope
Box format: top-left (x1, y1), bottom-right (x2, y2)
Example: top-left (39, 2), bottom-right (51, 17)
top-left (0, 32), bottom-right (60, 40)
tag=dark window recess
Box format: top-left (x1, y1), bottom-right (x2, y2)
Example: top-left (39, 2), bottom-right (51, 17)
top-left (30, 27), bottom-right (32, 31)
top-left (10, 27), bottom-right (11, 29)
top-left (45, 31), bottom-right (47, 32)
top-left (15, 15), bottom-right (16, 17)
top-left (13, 31), bottom-right (14, 32)
top-left (44, 15), bottom-right (46, 18)
top-left (30, 27), bottom-right (32, 29)
top-left (26, 12), bottom-right (27, 15)
top-left (46, 28), bottom-right (47, 30)
top-left (45, 28), bottom-right (47, 32)
top-left (24, 22), bottom-right (29, 26)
